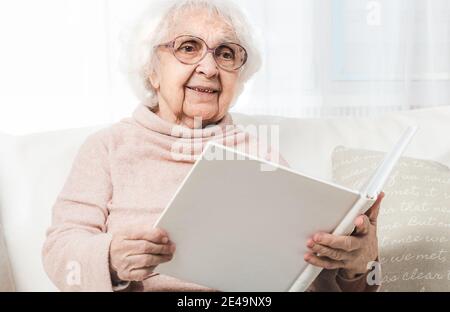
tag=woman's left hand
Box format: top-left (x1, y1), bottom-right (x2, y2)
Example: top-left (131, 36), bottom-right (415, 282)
top-left (304, 192), bottom-right (385, 279)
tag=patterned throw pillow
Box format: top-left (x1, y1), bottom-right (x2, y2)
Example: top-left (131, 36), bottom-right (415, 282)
top-left (332, 147), bottom-right (450, 292)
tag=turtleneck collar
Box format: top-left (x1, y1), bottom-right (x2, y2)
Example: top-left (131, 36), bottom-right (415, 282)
top-left (130, 104), bottom-right (249, 163)
top-left (132, 104), bottom-right (236, 138)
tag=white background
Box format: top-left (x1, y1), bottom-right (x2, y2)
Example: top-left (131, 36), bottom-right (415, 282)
top-left (0, 0), bottom-right (449, 135)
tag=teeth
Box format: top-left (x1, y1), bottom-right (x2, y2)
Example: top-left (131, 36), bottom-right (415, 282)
top-left (190, 87), bottom-right (216, 93)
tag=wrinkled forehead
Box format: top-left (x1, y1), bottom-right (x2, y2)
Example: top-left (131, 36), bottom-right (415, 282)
top-left (166, 8), bottom-right (239, 46)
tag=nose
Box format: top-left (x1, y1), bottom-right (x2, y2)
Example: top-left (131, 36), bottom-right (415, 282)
top-left (195, 52), bottom-right (219, 78)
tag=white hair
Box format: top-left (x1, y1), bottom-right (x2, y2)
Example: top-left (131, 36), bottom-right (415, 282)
top-left (120, 0), bottom-right (263, 109)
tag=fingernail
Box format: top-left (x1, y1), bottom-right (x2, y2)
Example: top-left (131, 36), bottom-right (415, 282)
top-left (307, 239), bottom-right (315, 248)
top-left (162, 237), bottom-right (169, 244)
top-left (304, 254), bottom-right (311, 261)
top-left (356, 217), bottom-right (364, 227)
top-left (314, 234), bottom-right (322, 242)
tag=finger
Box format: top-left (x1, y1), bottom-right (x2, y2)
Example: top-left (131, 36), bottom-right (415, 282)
top-left (304, 253), bottom-right (345, 270)
top-left (124, 227), bottom-right (170, 244)
top-left (354, 215), bottom-right (371, 236)
top-left (127, 267), bottom-right (156, 282)
top-left (366, 192), bottom-right (384, 224)
top-left (128, 254), bottom-right (173, 269)
top-left (313, 232), bottom-right (361, 252)
top-left (126, 240), bottom-right (176, 256)
top-left (307, 241), bottom-right (352, 261)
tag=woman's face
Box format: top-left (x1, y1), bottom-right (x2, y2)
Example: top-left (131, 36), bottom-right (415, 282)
top-left (150, 9), bottom-right (242, 129)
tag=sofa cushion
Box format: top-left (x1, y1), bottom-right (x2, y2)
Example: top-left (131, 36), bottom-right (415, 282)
top-left (332, 147), bottom-right (450, 291)
top-left (0, 224), bottom-right (15, 292)
top-left (0, 134), bottom-right (15, 291)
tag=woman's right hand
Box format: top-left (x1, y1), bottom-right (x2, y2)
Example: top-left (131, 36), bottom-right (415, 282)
top-left (109, 227), bottom-right (176, 283)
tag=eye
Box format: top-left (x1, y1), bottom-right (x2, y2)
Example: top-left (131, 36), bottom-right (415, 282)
top-left (177, 41), bottom-right (201, 53)
top-left (216, 46), bottom-right (235, 61)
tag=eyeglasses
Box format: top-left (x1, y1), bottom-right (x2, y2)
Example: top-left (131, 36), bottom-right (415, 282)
top-left (155, 35), bottom-right (248, 71)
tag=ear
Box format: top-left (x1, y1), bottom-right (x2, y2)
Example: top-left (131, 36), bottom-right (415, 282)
top-left (148, 69), bottom-right (160, 91)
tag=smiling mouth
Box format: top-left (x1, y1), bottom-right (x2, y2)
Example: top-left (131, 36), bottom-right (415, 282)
top-left (186, 86), bottom-right (220, 94)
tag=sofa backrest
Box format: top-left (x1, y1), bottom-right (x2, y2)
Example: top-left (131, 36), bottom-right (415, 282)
top-left (0, 127), bottom-right (103, 291)
top-left (0, 107), bottom-right (449, 291)
top-left (232, 107), bottom-right (450, 181)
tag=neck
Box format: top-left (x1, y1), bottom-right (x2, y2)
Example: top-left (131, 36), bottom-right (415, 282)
top-left (153, 105), bottom-right (218, 129)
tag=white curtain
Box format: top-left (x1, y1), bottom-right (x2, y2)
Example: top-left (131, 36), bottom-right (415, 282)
top-left (236, 0), bottom-right (450, 117)
top-left (0, 0), bottom-right (449, 135)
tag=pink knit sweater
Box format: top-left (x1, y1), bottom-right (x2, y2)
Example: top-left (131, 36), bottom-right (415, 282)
top-left (42, 104), bottom-right (374, 292)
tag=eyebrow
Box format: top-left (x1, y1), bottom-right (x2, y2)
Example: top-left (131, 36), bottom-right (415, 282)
top-left (220, 34), bottom-right (239, 43)
top-left (180, 33), bottom-right (239, 44)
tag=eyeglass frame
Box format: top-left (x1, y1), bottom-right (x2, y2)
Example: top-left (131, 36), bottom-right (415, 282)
top-left (154, 35), bottom-right (248, 71)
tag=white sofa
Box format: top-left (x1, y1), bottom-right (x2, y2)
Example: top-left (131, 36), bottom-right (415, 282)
top-left (1, 107), bottom-right (450, 292)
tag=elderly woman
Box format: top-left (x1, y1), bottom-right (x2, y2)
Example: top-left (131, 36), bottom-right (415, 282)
top-left (42, 0), bottom-right (383, 292)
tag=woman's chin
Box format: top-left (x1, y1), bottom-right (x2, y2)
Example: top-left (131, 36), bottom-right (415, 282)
top-left (184, 103), bottom-right (220, 123)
